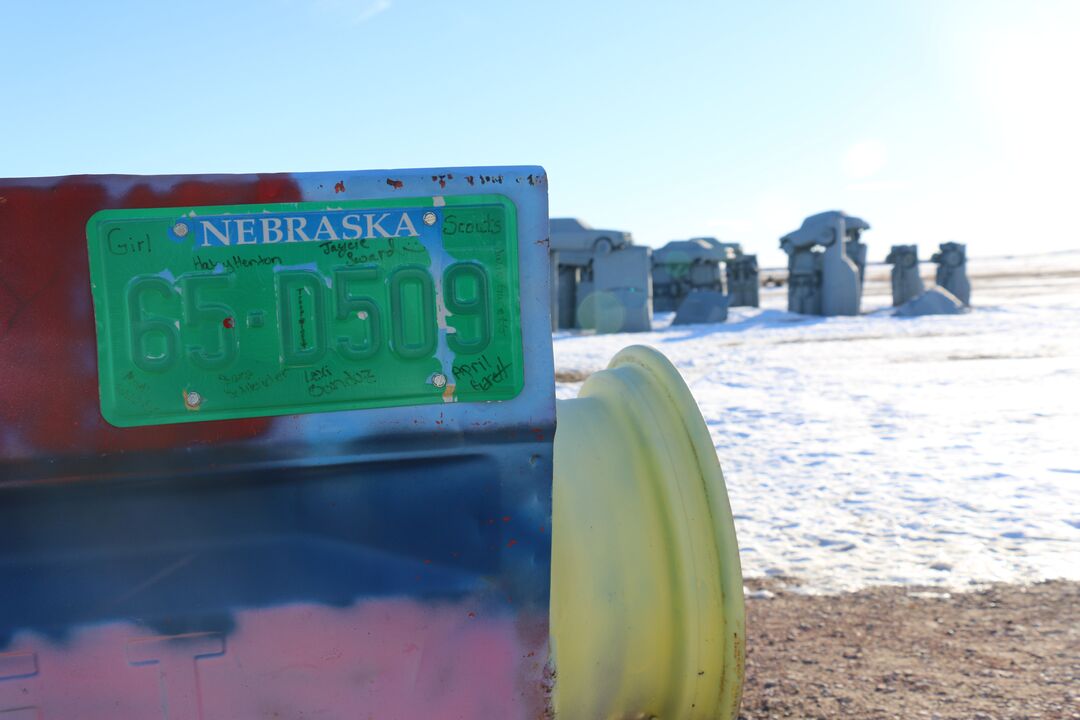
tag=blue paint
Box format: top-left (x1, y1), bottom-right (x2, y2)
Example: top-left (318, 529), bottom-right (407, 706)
top-left (0, 445), bottom-right (551, 648)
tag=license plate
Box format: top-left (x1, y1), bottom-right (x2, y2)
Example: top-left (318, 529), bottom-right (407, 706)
top-left (86, 195), bottom-right (523, 427)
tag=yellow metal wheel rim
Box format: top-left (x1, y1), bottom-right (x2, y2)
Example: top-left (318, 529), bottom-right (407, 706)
top-left (551, 345), bottom-right (744, 720)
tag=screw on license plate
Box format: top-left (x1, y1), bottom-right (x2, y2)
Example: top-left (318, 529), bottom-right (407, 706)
top-left (423, 211), bottom-right (437, 226)
top-left (184, 390), bottom-right (202, 409)
top-left (432, 373), bottom-right (447, 388)
top-left (173, 222), bottom-right (189, 237)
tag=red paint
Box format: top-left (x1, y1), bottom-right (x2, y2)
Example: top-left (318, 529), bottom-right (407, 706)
top-left (506, 539), bottom-right (517, 548)
top-left (502, 516), bottom-right (511, 523)
top-left (386, 178), bottom-right (404, 189)
top-left (222, 317), bottom-right (235, 329)
top-left (0, 175), bottom-right (302, 458)
top-left (333, 181), bottom-right (345, 193)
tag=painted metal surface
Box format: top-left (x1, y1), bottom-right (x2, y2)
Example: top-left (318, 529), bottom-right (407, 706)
top-left (0, 167), bottom-right (554, 718)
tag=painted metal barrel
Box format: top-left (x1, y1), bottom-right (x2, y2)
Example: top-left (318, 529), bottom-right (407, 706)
top-left (552, 345), bottom-right (744, 720)
top-left (0, 167), bottom-right (556, 718)
top-left (0, 166), bottom-right (742, 719)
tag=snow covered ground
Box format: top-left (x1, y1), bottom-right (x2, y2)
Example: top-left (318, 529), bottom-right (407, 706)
top-left (554, 251), bottom-right (1080, 593)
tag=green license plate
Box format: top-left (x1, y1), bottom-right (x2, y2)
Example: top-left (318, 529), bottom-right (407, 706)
top-left (86, 195), bottom-right (524, 427)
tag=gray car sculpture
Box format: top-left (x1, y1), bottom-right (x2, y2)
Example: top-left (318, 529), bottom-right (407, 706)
top-left (884, 244), bottom-right (925, 307)
top-left (726, 254), bottom-right (760, 308)
top-left (780, 211), bottom-right (866, 316)
top-left (931, 241), bottom-right (971, 306)
top-left (651, 238), bottom-right (730, 312)
top-left (550, 218), bottom-right (651, 332)
top-left (550, 217), bottom-right (633, 266)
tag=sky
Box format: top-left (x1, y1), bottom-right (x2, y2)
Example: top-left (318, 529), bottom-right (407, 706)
top-left (2, 0), bottom-right (1078, 267)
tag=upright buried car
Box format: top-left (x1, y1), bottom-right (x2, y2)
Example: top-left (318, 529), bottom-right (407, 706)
top-left (0, 167), bottom-right (742, 719)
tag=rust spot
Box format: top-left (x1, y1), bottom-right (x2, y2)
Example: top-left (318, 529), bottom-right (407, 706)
top-left (423, 559), bottom-right (431, 565)
top-left (386, 178), bottom-right (404, 189)
top-left (222, 317), bottom-right (235, 329)
top-left (467, 612), bottom-right (476, 618)
top-left (539, 525), bottom-right (546, 533)
top-left (530, 427), bottom-right (545, 441)
top-left (334, 181), bottom-right (345, 193)
top-left (502, 516), bottom-right (511, 523)
top-left (506, 539), bottom-right (517, 548)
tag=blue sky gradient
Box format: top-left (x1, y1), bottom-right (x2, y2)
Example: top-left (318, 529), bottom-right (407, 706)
top-left (2, 0), bottom-right (1077, 266)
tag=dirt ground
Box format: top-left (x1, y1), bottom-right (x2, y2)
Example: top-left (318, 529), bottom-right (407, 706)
top-left (738, 579), bottom-right (1079, 720)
